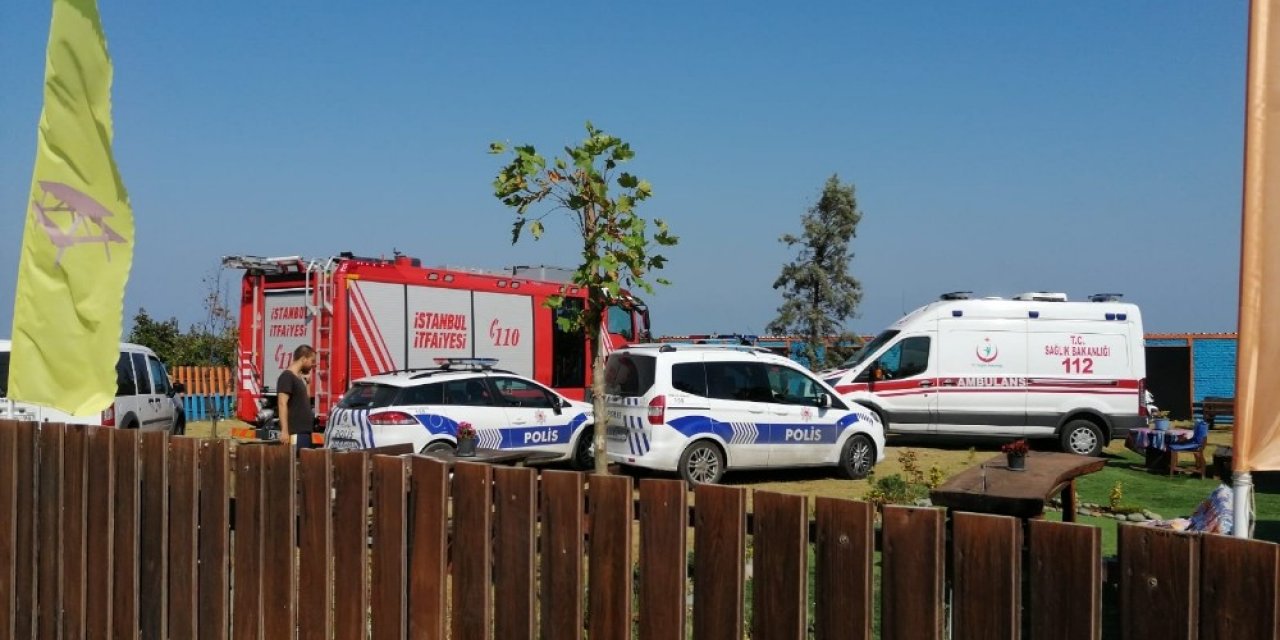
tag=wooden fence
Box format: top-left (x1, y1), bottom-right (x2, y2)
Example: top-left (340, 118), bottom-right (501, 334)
top-left (0, 420), bottom-right (1278, 640)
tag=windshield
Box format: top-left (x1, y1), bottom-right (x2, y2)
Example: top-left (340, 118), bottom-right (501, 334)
top-left (337, 383), bottom-right (402, 410)
top-left (0, 351), bottom-right (8, 397)
top-left (840, 330), bottom-right (900, 369)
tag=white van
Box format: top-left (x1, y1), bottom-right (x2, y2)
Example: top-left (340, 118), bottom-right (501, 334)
top-left (0, 340), bottom-right (183, 430)
top-left (819, 292), bottom-right (1147, 456)
top-left (605, 344), bottom-right (885, 485)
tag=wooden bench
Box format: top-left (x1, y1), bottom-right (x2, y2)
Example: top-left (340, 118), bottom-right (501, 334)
top-left (1197, 396), bottom-right (1235, 428)
top-left (929, 452), bottom-right (1108, 522)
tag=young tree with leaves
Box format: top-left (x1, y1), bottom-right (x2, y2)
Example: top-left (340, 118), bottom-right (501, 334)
top-left (491, 122), bottom-right (677, 475)
top-left (768, 174), bottom-right (864, 369)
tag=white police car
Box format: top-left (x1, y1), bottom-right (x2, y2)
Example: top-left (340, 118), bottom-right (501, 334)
top-left (324, 358), bottom-right (596, 469)
top-left (605, 344), bottom-right (885, 485)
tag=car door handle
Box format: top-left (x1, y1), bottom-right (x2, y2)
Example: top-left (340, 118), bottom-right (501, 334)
top-left (941, 380), bottom-right (958, 387)
top-left (919, 381), bottom-right (934, 388)
top-left (511, 419), bottom-right (529, 425)
top-left (748, 408), bottom-right (766, 414)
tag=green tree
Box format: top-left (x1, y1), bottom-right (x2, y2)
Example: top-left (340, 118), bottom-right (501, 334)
top-left (768, 174), bottom-right (863, 369)
top-left (126, 270), bottom-right (238, 367)
top-left (492, 122), bottom-right (678, 475)
top-left (127, 308), bottom-right (182, 364)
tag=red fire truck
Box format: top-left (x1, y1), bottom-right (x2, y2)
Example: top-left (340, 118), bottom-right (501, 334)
top-left (223, 252), bottom-right (651, 427)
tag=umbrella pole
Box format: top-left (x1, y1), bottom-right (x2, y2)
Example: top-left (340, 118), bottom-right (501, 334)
top-left (1234, 472), bottom-right (1253, 539)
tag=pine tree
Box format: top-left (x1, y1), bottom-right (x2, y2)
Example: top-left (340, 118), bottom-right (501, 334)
top-left (767, 175), bottom-right (863, 368)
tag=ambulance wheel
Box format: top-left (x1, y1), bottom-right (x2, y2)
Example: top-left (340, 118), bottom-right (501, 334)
top-left (422, 441), bottom-right (455, 454)
top-left (1061, 420), bottom-right (1104, 457)
top-left (838, 434), bottom-right (876, 480)
top-left (678, 440), bottom-right (725, 485)
top-left (571, 428), bottom-right (595, 471)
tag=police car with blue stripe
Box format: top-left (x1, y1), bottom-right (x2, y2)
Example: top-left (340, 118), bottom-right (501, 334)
top-left (325, 358), bottom-right (595, 469)
top-left (605, 344), bottom-right (885, 485)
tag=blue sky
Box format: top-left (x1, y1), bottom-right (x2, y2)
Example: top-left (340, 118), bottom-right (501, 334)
top-left (0, 1), bottom-right (1248, 337)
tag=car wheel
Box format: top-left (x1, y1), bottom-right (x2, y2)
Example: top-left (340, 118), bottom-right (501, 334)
top-left (1060, 419), bottom-right (1105, 457)
top-left (678, 440), bottom-right (725, 486)
top-left (838, 433), bottom-right (876, 479)
top-left (422, 441), bottom-right (455, 454)
top-left (571, 428), bottom-right (595, 471)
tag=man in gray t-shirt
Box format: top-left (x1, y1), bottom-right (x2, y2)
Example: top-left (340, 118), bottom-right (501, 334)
top-left (276, 344), bottom-right (317, 449)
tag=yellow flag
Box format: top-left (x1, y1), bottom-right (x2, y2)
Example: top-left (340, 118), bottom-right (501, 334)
top-left (8, 0), bottom-right (134, 417)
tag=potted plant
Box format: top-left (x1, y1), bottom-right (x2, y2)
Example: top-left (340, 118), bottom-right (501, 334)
top-left (456, 422), bottom-right (477, 457)
top-left (1002, 439), bottom-right (1029, 471)
top-left (1152, 410), bottom-right (1171, 432)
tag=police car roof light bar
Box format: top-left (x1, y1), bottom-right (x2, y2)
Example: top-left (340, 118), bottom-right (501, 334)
top-left (433, 357), bottom-right (501, 370)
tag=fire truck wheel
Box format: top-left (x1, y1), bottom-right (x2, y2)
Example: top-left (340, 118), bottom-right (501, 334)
top-left (571, 428), bottom-right (595, 470)
top-left (422, 441), bottom-right (455, 454)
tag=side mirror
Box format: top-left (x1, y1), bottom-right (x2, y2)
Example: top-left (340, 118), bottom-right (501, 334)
top-left (816, 393), bottom-right (832, 409)
top-left (551, 397), bottom-right (564, 415)
top-left (169, 382), bottom-right (185, 397)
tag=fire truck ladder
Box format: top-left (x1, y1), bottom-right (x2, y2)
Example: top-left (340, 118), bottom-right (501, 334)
top-left (307, 258), bottom-right (339, 419)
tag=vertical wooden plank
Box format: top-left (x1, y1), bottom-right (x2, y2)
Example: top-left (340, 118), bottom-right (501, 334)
top-left (493, 466), bottom-right (536, 640)
top-left (111, 429), bottom-right (140, 640)
top-left (332, 452), bottom-right (370, 640)
top-left (813, 498), bottom-right (873, 640)
top-left (298, 449), bottom-right (334, 640)
top-left (638, 479), bottom-right (687, 640)
top-left (0, 422), bottom-right (19, 640)
top-left (61, 425), bottom-right (88, 640)
top-left (589, 474), bottom-right (633, 640)
top-left (880, 506), bottom-right (944, 640)
top-left (1028, 520), bottom-right (1101, 640)
top-left (539, 470), bottom-right (584, 640)
top-left (693, 484), bottom-right (746, 640)
top-left (36, 424), bottom-right (64, 640)
top-left (168, 438), bottom-right (200, 640)
top-left (452, 462), bottom-right (493, 640)
top-left (1119, 524), bottom-right (1199, 640)
top-left (84, 427), bottom-right (115, 640)
top-left (371, 455), bottom-right (408, 640)
top-left (233, 444), bottom-right (265, 640)
top-left (1201, 535), bottom-right (1280, 639)
top-left (198, 438), bottom-right (231, 640)
top-left (952, 512), bottom-right (1021, 640)
top-left (12, 422), bottom-right (38, 640)
top-left (407, 457), bottom-right (448, 640)
top-left (262, 444), bottom-right (297, 640)
top-left (138, 430), bottom-right (169, 640)
top-left (752, 491), bottom-right (808, 640)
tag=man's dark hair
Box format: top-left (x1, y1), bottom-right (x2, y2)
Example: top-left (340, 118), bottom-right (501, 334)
top-left (293, 344), bottom-right (316, 360)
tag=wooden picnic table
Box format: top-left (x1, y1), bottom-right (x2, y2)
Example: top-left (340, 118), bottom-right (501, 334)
top-left (929, 452), bottom-right (1108, 522)
top-left (414, 447), bottom-right (561, 468)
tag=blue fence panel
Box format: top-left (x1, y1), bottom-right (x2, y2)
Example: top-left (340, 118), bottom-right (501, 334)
top-left (182, 394), bottom-right (235, 421)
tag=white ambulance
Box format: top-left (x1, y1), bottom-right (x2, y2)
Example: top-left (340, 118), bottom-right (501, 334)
top-left (819, 292), bottom-right (1148, 456)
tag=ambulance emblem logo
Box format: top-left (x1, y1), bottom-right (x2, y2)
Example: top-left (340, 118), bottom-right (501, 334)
top-left (976, 338), bottom-right (999, 363)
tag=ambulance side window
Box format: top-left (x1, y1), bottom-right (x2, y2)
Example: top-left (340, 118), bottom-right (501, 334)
top-left (861, 337), bottom-right (931, 381)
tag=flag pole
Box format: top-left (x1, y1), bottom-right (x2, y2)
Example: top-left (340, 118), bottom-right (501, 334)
top-left (1234, 472), bottom-right (1252, 539)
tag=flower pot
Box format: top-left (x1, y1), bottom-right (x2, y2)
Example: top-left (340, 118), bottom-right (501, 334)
top-left (457, 438), bottom-right (477, 457)
top-left (1006, 452), bottom-right (1026, 471)
top-left (1154, 418), bottom-right (1171, 432)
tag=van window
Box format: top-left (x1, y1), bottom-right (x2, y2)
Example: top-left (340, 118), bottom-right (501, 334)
top-left (842, 330), bottom-right (900, 368)
top-left (860, 336), bottom-right (931, 381)
top-left (765, 364), bottom-right (825, 405)
top-left (116, 353), bottom-right (137, 396)
top-left (442, 379), bottom-right (497, 406)
top-left (705, 361), bottom-right (773, 402)
top-left (604, 354), bottom-right (655, 397)
top-left (0, 351), bottom-right (9, 398)
top-left (671, 362), bottom-right (708, 396)
top-left (148, 357), bottom-right (171, 395)
top-left (131, 353), bottom-right (152, 394)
